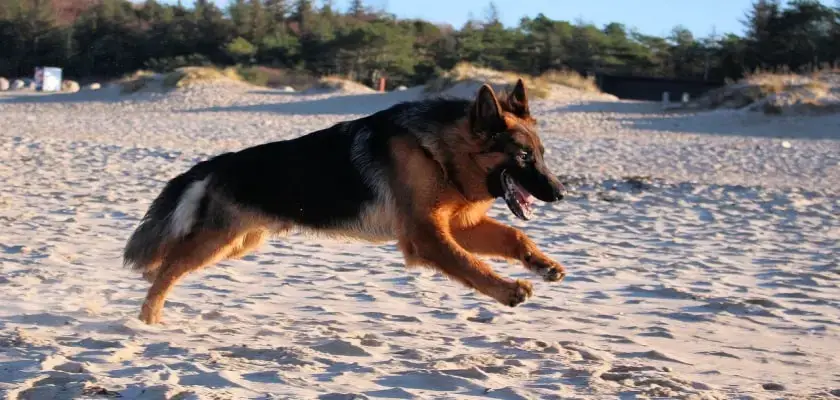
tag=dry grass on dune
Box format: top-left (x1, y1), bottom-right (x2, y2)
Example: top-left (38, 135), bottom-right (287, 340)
top-left (537, 68), bottom-right (602, 93)
top-left (229, 67), bottom-right (376, 93)
top-left (311, 75), bottom-right (376, 93)
top-left (116, 62), bottom-right (599, 98)
top-left (236, 66), bottom-right (317, 90)
top-left (162, 66), bottom-right (244, 89)
top-left (740, 68), bottom-right (830, 97)
top-left (424, 62), bottom-right (602, 99)
top-left (117, 70), bottom-right (159, 94)
top-left (117, 66), bottom-right (247, 94)
top-left (678, 64), bottom-right (840, 115)
top-left (115, 63), bottom-right (604, 98)
top-left (117, 66), bottom-right (376, 94)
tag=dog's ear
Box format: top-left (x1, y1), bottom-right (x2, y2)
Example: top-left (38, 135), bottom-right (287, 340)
top-left (506, 78), bottom-right (530, 118)
top-left (470, 83), bottom-right (507, 139)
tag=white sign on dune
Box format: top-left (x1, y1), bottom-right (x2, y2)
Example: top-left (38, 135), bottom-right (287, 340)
top-left (34, 66), bottom-right (62, 92)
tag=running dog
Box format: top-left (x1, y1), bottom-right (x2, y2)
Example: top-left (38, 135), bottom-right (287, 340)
top-left (123, 79), bottom-right (568, 325)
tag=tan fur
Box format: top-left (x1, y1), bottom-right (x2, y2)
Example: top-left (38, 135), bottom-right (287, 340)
top-left (137, 200), bottom-right (283, 324)
top-left (388, 133), bottom-right (535, 306)
top-left (386, 82), bottom-right (566, 306)
top-left (227, 229), bottom-right (268, 259)
top-left (139, 228), bottom-right (246, 324)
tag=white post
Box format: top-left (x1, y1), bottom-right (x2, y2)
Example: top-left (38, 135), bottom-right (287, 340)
top-left (662, 92), bottom-right (670, 109)
top-left (682, 92), bottom-right (690, 103)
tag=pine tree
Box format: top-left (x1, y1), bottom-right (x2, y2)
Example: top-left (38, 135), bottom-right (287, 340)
top-left (483, 1), bottom-right (500, 26)
top-left (320, 0), bottom-right (333, 20)
top-left (291, 0), bottom-right (312, 31)
top-left (263, 0), bottom-right (286, 23)
top-left (348, 0), bottom-right (364, 18)
top-left (740, 0), bottom-right (782, 69)
top-left (228, 0), bottom-right (252, 39)
top-left (741, 0), bottom-right (782, 46)
top-left (249, 0), bottom-right (268, 44)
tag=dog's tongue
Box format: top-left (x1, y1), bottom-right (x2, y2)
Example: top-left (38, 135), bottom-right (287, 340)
top-left (514, 185), bottom-right (535, 206)
top-left (524, 194), bottom-right (535, 205)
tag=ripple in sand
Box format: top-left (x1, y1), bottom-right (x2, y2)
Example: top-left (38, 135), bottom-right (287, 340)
top-left (217, 345), bottom-right (318, 366)
top-left (359, 312), bottom-right (422, 323)
top-left (311, 339), bottom-right (372, 357)
top-left (375, 370), bottom-right (485, 392)
top-left (618, 350), bottom-right (692, 365)
top-left (177, 370), bottom-right (246, 388)
top-left (698, 350), bottom-right (740, 359)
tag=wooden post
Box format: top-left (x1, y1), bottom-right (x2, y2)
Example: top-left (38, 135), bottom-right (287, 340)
top-left (378, 77), bottom-right (386, 92)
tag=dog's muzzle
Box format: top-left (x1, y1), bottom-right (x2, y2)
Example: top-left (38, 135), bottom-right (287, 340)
top-left (501, 170), bottom-right (535, 221)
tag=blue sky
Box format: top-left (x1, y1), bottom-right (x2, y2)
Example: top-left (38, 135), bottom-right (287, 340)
top-left (351, 0), bottom-right (756, 36)
top-left (202, 0), bottom-right (836, 37)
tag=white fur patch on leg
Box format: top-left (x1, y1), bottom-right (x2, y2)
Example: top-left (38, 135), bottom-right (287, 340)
top-left (170, 177), bottom-right (209, 238)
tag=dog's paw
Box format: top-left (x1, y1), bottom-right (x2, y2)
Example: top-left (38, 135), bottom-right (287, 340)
top-left (541, 265), bottom-right (566, 282)
top-left (505, 279), bottom-right (534, 307)
top-left (139, 304), bottom-right (162, 325)
top-left (524, 253), bottom-right (567, 282)
top-left (138, 312), bottom-right (160, 325)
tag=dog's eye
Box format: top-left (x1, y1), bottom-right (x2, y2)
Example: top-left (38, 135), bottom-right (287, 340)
top-left (516, 150), bottom-right (534, 163)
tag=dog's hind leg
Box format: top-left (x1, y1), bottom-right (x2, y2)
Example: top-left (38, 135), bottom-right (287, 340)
top-left (138, 229), bottom-right (242, 325)
top-left (227, 229), bottom-right (269, 259)
top-left (451, 216), bottom-right (566, 282)
top-left (140, 254), bottom-right (166, 283)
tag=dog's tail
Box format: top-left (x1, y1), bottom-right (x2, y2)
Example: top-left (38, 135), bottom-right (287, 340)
top-left (122, 153), bottom-right (230, 281)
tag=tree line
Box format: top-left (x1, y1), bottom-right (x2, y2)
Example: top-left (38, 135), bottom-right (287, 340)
top-left (1, 0), bottom-right (838, 88)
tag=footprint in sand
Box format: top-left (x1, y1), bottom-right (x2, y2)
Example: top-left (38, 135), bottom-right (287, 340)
top-left (311, 339), bottom-right (372, 357)
top-left (375, 370), bottom-right (485, 392)
top-left (359, 311), bottom-right (422, 323)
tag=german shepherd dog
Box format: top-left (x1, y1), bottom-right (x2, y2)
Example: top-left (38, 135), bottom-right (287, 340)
top-left (123, 79), bottom-right (567, 325)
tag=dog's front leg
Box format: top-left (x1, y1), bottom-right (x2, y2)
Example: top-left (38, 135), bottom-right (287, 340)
top-left (452, 217), bottom-right (566, 282)
top-left (399, 219), bottom-right (534, 307)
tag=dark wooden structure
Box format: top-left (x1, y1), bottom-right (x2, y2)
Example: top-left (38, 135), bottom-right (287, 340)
top-left (594, 73), bottom-right (726, 101)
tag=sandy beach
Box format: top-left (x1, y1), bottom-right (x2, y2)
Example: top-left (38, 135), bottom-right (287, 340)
top-left (1, 81), bottom-right (839, 399)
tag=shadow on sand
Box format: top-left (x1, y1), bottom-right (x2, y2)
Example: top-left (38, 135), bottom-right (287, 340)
top-left (557, 100), bottom-right (840, 140)
top-left (556, 100), bottom-right (665, 115)
top-left (614, 111), bottom-right (840, 139)
top-left (184, 90), bottom-right (428, 116)
top-left (8, 87), bottom-right (838, 141)
top-left (0, 88), bottom-right (138, 104)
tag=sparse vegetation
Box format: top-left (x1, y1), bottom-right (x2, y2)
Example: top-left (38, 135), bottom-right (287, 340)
top-left (115, 66), bottom-right (377, 94)
top-left (117, 70), bottom-right (158, 94)
top-left (424, 63), bottom-right (533, 94)
top-left (742, 66), bottom-right (835, 96)
top-left (117, 67), bottom-right (249, 94)
top-left (161, 67), bottom-right (244, 89)
top-left (236, 67), bottom-right (326, 91)
top-left (312, 76), bottom-right (376, 93)
top-left (539, 69), bottom-right (601, 93)
top-left (674, 64), bottom-right (840, 115)
top-left (424, 62), bottom-right (588, 99)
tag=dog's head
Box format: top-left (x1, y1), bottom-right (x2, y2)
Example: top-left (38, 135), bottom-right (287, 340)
top-left (467, 79), bottom-right (565, 221)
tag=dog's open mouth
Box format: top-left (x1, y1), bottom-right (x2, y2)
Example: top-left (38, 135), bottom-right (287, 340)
top-left (501, 170), bottom-right (535, 221)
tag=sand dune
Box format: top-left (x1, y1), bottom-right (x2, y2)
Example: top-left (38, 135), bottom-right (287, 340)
top-left (1, 83), bottom-right (839, 399)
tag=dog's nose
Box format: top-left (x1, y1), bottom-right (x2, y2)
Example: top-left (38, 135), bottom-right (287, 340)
top-left (552, 181), bottom-right (566, 201)
top-left (554, 185), bottom-right (566, 201)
